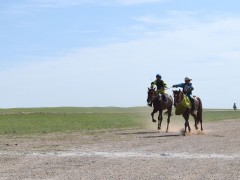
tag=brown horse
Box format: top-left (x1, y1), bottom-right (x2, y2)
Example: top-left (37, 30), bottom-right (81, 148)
top-left (147, 88), bottom-right (173, 132)
top-left (173, 90), bottom-right (203, 134)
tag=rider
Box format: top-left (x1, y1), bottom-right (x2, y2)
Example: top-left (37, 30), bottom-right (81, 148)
top-left (233, 103), bottom-right (237, 110)
top-left (172, 77), bottom-right (195, 110)
top-left (148, 74), bottom-right (168, 107)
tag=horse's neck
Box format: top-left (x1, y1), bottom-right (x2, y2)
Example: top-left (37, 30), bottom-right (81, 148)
top-left (153, 93), bottom-right (160, 101)
top-left (179, 93), bottom-right (185, 101)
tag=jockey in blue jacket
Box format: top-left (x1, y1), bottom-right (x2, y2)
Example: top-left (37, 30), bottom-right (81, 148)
top-left (172, 77), bottom-right (195, 110)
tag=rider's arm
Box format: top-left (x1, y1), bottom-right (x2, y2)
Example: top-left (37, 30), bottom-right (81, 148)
top-left (163, 81), bottom-right (167, 89)
top-left (150, 81), bottom-right (156, 88)
top-left (188, 83), bottom-right (194, 90)
top-left (172, 83), bottom-right (184, 88)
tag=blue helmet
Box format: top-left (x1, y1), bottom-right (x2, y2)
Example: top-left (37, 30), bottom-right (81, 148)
top-left (156, 74), bottom-right (161, 78)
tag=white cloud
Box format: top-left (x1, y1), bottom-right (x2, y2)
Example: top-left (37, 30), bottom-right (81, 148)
top-left (1, 11), bottom-right (240, 108)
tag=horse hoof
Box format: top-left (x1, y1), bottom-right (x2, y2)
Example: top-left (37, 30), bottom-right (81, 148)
top-left (152, 120), bottom-right (157, 123)
top-left (158, 127), bottom-right (161, 130)
top-left (166, 130), bottom-right (168, 133)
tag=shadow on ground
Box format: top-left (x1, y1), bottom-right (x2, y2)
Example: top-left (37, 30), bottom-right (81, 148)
top-left (117, 131), bottom-right (182, 138)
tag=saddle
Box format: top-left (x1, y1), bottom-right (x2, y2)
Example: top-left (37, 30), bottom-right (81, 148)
top-left (157, 94), bottom-right (170, 104)
top-left (183, 95), bottom-right (199, 112)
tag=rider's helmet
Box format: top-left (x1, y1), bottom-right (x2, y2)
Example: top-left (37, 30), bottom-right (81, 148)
top-left (184, 77), bottom-right (192, 81)
top-left (156, 74), bottom-right (161, 78)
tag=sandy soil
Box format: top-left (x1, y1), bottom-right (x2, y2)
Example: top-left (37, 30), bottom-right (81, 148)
top-left (0, 119), bottom-right (240, 180)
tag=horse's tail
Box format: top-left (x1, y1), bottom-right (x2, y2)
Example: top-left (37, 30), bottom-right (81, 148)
top-left (196, 97), bottom-right (203, 125)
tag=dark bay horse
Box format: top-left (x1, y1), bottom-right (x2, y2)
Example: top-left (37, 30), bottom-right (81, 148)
top-left (173, 90), bottom-right (203, 135)
top-left (147, 88), bottom-right (173, 132)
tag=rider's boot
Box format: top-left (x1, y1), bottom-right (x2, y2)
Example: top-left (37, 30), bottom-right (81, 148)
top-left (162, 94), bottom-right (167, 103)
top-left (148, 102), bottom-right (152, 107)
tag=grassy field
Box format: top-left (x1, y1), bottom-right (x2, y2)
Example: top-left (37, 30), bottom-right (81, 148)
top-left (0, 107), bottom-right (239, 136)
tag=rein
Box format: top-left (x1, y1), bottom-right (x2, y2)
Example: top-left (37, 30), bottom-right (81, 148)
top-left (148, 89), bottom-right (159, 101)
top-left (173, 90), bottom-right (185, 106)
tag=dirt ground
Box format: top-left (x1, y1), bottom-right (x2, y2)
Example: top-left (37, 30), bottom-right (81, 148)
top-left (0, 119), bottom-right (240, 180)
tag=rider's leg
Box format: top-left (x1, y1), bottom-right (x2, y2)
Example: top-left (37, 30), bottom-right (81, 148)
top-left (161, 93), bottom-right (167, 103)
top-left (188, 94), bottom-right (195, 110)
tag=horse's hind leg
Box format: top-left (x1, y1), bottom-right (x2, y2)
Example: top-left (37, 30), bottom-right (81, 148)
top-left (191, 113), bottom-right (198, 130)
top-left (198, 112), bottom-right (203, 131)
top-left (200, 120), bottom-right (203, 131)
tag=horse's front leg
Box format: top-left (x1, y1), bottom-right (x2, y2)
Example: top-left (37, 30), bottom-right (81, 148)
top-left (166, 108), bottom-right (172, 132)
top-left (151, 108), bottom-right (158, 123)
top-left (151, 112), bottom-right (156, 122)
top-left (158, 111), bottom-right (163, 130)
top-left (183, 110), bottom-right (191, 135)
top-left (184, 121), bottom-right (191, 133)
top-left (166, 112), bottom-right (171, 132)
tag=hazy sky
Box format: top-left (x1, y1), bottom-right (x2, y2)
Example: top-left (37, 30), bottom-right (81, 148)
top-left (0, 0), bottom-right (240, 108)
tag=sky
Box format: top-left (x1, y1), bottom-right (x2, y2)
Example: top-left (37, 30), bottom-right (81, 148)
top-left (0, 0), bottom-right (240, 108)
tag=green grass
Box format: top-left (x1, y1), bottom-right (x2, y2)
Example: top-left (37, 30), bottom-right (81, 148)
top-left (203, 110), bottom-right (240, 122)
top-left (0, 107), bottom-right (150, 136)
top-left (0, 107), bottom-right (150, 114)
top-left (0, 107), bottom-right (239, 136)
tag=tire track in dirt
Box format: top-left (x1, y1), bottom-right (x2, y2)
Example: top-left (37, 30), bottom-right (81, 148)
top-left (1, 151), bottom-right (240, 159)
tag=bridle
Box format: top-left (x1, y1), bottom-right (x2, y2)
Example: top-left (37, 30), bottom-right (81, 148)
top-left (147, 88), bottom-right (159, 103)
top-left (173, 90), bottom-right (184, 107)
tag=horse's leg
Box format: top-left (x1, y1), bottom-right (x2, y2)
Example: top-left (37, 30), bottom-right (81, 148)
top-left (182, 113), bottom-right (187, 134)
top-left (166, 106), bottom-right (172, 132)
top-left (151, 111), bottom-right (156, 122)
top-left (158, 110), bottom-right (163, 130)
top-left (198, 111), bottom-right (203, 131)
top-left (190, 112), bottom-right (198, 130)
top-left (182, 110), bottom-right (191, 135)
top-left (151, 107), bottom-right (158, 123)
top-left (197, 97), bottom-right (203, 131)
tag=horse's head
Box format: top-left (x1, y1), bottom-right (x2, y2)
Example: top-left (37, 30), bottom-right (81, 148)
top-left (147, 88), bottom-right (157, 103)
top-left (172, 89), bottom-right (184, 107)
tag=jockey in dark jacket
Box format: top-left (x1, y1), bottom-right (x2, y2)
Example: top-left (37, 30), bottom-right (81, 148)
top-left (172, 77), bottom-right (195, 110)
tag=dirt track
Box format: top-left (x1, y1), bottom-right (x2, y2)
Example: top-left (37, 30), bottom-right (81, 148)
top-left (1, 119), bottom-right (240, 180)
